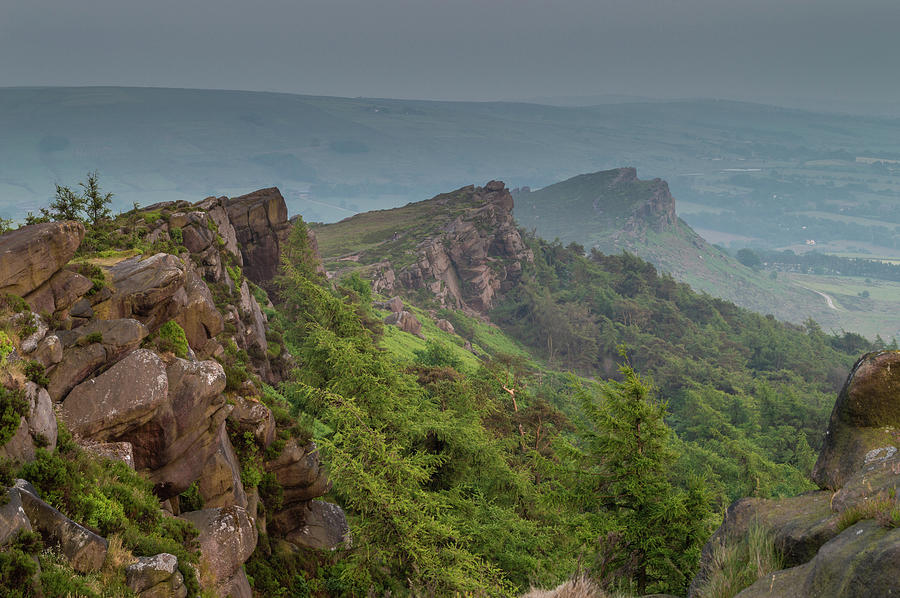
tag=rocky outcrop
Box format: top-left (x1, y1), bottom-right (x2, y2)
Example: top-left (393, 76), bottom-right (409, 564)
top-left (126, 553), bottom-right (188, 598)
top-left (24, 269), bottom-right (94, 316)
top-left (691, 350), bottom-right (900, 597)
top-left (396, 182), bottom-right (533, 314)
top-left (227, 396), bottom-right (276, 448)
top-left (225, 188), bottom-right (292, 286)
top-left (384, 310), bottom-right (423, 338)
top-left (0, 221), bottom-right (84, 296)
top-left (94, 253), bottom-right (186, 331)
top-left (180, 506), bottom-right (257, 598)
top-left (812, 350), bottom-right (900, 490)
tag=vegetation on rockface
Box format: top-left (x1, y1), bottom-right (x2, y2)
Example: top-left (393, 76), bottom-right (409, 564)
top-left (493, 237), bottom-right (868, 502)
top-left (152, 320), bottom-right (190, 358)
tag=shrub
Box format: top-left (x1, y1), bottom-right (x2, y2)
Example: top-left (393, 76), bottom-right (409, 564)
top-left (170, 227), bottom-right (183, 246)
top-left (155, 321), bottom-right (189, 358)
top-left (0, 387), bottom-right (28, 446)
top-left (85, 332), bottom-right (104, 344)
top-left (0, 331), bottom-right (14, 362)
top-left (23, 360), bottom-right (49, 387)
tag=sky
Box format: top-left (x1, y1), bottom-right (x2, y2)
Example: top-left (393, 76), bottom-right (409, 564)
top-left (2, 0), bottom-right (900, 111)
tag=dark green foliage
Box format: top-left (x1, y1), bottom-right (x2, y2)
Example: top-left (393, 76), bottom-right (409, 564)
top-left (178, 481), bottom-right (204, 513)
top-left (414, 339), bottom-right (463, 370)
top-left (80, 171), bottom-right (113, 226)
top-left (153, 320), bottom-right (189, 358)
top-left (41, 184), bottom-right (86, 222)
top-left (23, 361), bottom-right (49, 387)
top-left (0, 293), bottom-right (30, 314)
top-left (341, 272), bottom-right (371, 303)
top-left (0, 387), bottom-right (28, 447)
top-left (170, 227), bottom-right (183, 245)
top-left (85, 331), bottom-right (103, 344)
top-left (493, 238), bottom-right (864, 501)
top-left (575, 366), bottom-right (713, 594)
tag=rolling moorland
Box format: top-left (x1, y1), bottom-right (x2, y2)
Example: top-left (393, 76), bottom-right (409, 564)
top-left (3, 86), bottom-right (900, 265)
top-left (1, 179), bottom-right (899, 597)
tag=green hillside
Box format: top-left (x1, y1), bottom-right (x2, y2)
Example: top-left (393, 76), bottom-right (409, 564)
top-left (514, 168), bottom-right (900, 340)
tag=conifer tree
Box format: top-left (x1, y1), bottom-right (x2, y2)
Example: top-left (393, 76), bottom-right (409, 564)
top-left (80, 171), bottom-right (113, 225)
top-left (579, 362), bottom-right (713, 594)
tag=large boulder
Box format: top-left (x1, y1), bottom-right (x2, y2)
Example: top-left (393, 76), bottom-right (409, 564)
top-left (125, 553), bottom-right (188, 598)
top-left (384, 310), bottom-right (423, 338)
top-left (225, 188), bottom-right (291, 286)
top-left (735, 521), bottom-right (900, 598)
top-left (0, 484), bottom-right (33, 545)
top-left (61, 349), bottom-right (168, 440)
top-left (0, 221), bottom-right (84, 296)
top-left (265, 440), bottom-right (331, 508)
top-left (14, 480), bottom-right (108, 573)
top-left (196, 427), bottom-right (247, 510)
top-left (95, 253), bottom-right (186, 331)
top-left (227, 396), bottom-right (275, 448)
top-left (179, 506), bottom-right (256, 598)
top-left (24, 269), bottom-right (93, 316)
top-left (0, 418), bottom-right (35, 464)
top-left (24, 382), bottom-right (57, 450)
top-left (812, 350), bottom-right (900, 490)
top-left (174, 264), bottom-right (224, 351)
top-left (278, 500), bottom-right (350, 551)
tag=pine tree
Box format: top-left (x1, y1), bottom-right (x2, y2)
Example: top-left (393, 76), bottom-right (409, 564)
top-left (80, 171), bottom-right (113, 225)
top-left (41, 184), bottom-right (86, 222)
top-left (579, 362), bottom-right (713, 594)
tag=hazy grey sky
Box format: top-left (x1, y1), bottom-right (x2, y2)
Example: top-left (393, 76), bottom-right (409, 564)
top-left (2, 0), bottom-right (899, 108)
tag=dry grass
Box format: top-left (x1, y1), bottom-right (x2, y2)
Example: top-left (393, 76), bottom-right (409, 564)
top-left (521, 575), bottom-right (606, 598)
top-left (695, 523), bottom-right (782, 598)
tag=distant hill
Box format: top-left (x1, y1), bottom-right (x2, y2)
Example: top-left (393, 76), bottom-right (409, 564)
top-left (4, 86), bottom-right (900, 251)
top-left (513, 168), bottom-right (900, 337)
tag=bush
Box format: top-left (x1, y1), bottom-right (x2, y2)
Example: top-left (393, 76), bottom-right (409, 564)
top-left (0, 387), bottom-right (28, 446)
top-left (23, 361), bottom-right (49, 387)
top-left (0, 331), bottom-right (14, 362)
top-left (155, 321), bottom-right (189, 358)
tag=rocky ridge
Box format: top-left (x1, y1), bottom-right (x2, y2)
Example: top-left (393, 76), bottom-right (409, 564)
top-left (0, 188), bottom-right (347, 597)
top-left (319, 180), bottom-right (533, 317)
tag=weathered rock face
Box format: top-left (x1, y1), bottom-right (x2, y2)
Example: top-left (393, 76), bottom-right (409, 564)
top-left (0, 485), bottom-right (33, 545)
top-left (813, 350), bottom-right (900, 490)
top-left (266, 440), bottom-right (331, 509)
top-left (280, 500), bottom-right (351, 551)
top-left (197, 427), bottom-right (247, 510)
top-left (48, 318), bottom-right (149, 401)
top-left (61, 349), bottom-right (169, 440)
top-left (225, 188), bottom-right (292, 286)
top-left (227, 396), bottom-right (275, 448)
top-left (396, 182), bottom-right (533, 314)
top-left (95, 253), bottom-right (186, 331)
top-left (24, 269), bottom-right (94, 316)
top-left (735, 521), bottom-right (900, 598)
top-left (128, 358), bottom-right (229, 499)
top-left (0, 221), bottom-right (85, 296)
top-left (179, 506), bottom-right (257, 598)
top-left (125, 553), bottom-right (188, 598)
top-left (25, 382), bottom-right (57, 450)
top-left (174, 262), bottom-right (224, 352)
